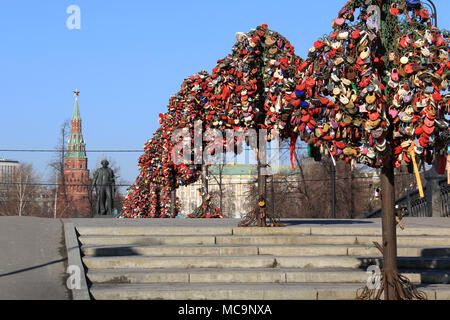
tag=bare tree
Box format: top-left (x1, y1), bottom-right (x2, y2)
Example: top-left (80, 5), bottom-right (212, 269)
top-left (0, 163), bottom-right (40, 216)
top-left (264, 148), bottom-right (383, 219)
top-left (48, 119), bottom-right (72, 218)
top-left (16, 165), bottom-right (32, 216)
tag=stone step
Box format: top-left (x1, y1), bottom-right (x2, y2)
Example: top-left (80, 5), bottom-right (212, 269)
top-left (76, 226), bottom-right (450, 237)
top-left (88, 283), bottom-right (450, 300)
top-left (82, 255), bottom-right (450, 270)
top-left (78, 234), bottom-right (450, 247)
top-left (76, 226), bottom-right (234, 236)
top-left (81, 244), bottom-right (450, 258)
top-left (358, 236), bottom-right (450, 247)
top-left (347, 246), bottom-right (450, 258)
top-left (86, 268), bottom-right (450, 285)
top-left (308, 227), bottom-right (450, 237)
top-left (216, 235), bottom-right (450, 247)
top-left (236, 227), bottom-right (450, 237)
top-left (78, 235), bottom-right (216, 246)
top-left (82, 245), bottom-right (258, 257)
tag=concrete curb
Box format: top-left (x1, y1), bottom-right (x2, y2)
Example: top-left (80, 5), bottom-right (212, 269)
top-left (63, 222), bottom-right (91, 300)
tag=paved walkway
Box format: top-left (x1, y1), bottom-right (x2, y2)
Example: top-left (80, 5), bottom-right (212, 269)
top-left (0, 217), bottom-right (70, 300)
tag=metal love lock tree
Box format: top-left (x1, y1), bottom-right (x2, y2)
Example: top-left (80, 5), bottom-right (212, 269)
top-left (294, 0), bottom-right (449, 300)
top-left (122, 24), bottom-right (303, 225)
top-left (122, 71), bottom-right (210, 218)
top-left (121, 0), bottom-right (449, 300)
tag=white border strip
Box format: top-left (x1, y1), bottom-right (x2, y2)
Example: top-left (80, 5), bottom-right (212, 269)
top-left (64, 222), bottom-right (91, 300)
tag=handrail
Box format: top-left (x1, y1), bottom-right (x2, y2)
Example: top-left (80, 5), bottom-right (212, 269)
top-left (365, 175), bottom-right (448, 218)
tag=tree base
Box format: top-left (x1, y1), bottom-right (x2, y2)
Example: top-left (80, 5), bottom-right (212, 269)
top-left (356, 242), bottom-right (427, 300)
top-left (238, 208), bottom-right (285, 227)
top-left (356, 271), bottom-right (428, 300)
top-left (187, 201), bottom-right (223, 219)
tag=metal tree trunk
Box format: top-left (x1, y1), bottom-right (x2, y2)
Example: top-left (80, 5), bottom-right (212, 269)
top-left (380, 165), bottom-right (398, 300)
top-left (257, 156), bottom-right (267, 227)
top-left (380, 0), bottom-right (399, 300)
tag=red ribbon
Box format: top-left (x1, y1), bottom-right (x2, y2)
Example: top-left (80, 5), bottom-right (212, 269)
top-left (290, 133), bottom-right (298, 171)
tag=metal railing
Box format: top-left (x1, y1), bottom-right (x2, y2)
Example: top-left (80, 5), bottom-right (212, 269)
top-left (365, 176), bottom-right (449, 218)
top-left (440, 179), bottom-right (450, 217)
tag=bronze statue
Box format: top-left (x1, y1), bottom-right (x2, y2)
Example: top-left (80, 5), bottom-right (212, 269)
top-left (92, 160), bottom-right (115, 215)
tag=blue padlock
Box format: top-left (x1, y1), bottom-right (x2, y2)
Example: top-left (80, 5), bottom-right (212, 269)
top-left (295, 90), bottom-right (305, 98)
top-left (405, 0), bottom-right (421, 7)
top-left (300, 101), bottom-right (310, 108)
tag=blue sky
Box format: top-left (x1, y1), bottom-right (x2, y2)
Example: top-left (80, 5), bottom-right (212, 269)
top-left (1, 0), bottom-right (449, 185)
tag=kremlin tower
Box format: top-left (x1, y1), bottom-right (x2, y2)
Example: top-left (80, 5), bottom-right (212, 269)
top-left (57, 89), bottom-right (91, 217)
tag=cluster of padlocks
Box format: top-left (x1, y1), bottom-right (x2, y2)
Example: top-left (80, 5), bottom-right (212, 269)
top-left (121, 0), bottom-right (449, 218)
top-left (121, 72), bottom-right (209, 217)
top-left (290, 0), bottom-right (449, 171)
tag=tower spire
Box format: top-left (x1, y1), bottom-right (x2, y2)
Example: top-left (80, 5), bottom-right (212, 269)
top-left (66, 89), bottom-right (86, 159)
top-left (72, 89), bottom-right (81, 119)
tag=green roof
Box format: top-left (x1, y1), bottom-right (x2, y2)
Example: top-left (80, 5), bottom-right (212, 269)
top-left (65, 95), bottom-right (86, 159)
top-left (72, 97), bottom-right (80, 119)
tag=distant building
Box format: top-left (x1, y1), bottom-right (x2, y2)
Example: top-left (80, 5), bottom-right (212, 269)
top-left (56, 90), bottom-right (92, 217)
top-left (0, 159), bottom-right (21, 204)
top-left (177, 164), bottom-right (300, 218)
top-left (176, 161), bottom-right (381, 218)
top-left (0, 159), bottom-right (20, 184)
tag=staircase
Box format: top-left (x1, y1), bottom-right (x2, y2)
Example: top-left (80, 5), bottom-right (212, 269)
top-left (73, 221), bottom-right (450, 300)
